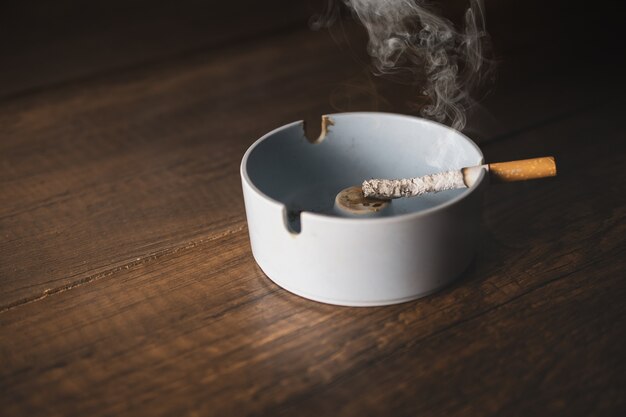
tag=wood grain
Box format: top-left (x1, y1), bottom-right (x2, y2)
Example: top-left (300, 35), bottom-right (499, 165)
top-left (2, 97), bottom-right (625, 417)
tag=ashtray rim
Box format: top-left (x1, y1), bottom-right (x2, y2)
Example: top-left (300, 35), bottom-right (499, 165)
top-left (240, 111), bottom-right (485, 225)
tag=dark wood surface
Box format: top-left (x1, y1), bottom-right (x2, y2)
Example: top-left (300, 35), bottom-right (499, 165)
top-left (2, 2), bottom-right (625, 416)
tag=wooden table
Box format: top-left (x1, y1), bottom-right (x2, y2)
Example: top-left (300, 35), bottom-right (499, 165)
top-left (2, 3), bottom-right (625, 415)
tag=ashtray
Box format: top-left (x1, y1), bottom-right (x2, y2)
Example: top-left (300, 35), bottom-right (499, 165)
top-left (241, 112), bottom-right (485, 306)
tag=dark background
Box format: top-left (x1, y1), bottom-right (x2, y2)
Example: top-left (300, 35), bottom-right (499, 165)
top-left (1, 0), bottom-right (623, 100)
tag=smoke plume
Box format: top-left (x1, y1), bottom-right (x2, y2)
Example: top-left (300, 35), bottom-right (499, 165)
top-left (340, 0), bottom-right (493, 130)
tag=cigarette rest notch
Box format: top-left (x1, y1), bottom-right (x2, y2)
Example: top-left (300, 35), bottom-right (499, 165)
top-left (303, 115), bottom-right (334, 144)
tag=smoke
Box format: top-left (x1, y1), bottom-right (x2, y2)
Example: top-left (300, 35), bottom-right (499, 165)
top-left (338, 0), bottom-right (493, 130)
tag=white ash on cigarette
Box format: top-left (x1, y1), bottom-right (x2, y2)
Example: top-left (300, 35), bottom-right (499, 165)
top-left (362, 170), bottom-right (466, 199)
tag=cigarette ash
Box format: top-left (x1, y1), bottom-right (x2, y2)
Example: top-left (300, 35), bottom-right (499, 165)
top-left (362, 170), bottom-right (465, 199)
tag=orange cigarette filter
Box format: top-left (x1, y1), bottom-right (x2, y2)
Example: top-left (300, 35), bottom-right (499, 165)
top-left (487, 157), bottom-right (557, 182)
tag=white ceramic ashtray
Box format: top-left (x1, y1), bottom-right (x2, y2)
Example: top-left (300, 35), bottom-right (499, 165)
top-left (240, 112), bottom-right (486, 306)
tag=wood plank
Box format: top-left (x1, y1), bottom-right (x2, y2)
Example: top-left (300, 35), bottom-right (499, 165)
top-left (2, 101), bottom-right (624, 416)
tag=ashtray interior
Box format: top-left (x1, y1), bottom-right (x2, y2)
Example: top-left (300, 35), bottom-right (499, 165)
top-left (245, 113), bottom-right (482, 231)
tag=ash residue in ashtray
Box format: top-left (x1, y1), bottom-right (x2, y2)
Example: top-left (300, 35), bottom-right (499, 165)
top-left (335, 186), bottom-right (390, 215)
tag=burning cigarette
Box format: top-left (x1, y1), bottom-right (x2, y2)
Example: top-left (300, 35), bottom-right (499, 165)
top-left (362, 157), bottom-right (557, 200)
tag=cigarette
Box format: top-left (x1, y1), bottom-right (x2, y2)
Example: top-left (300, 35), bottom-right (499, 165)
top-left (362, 157), bottom-right (557, 199)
